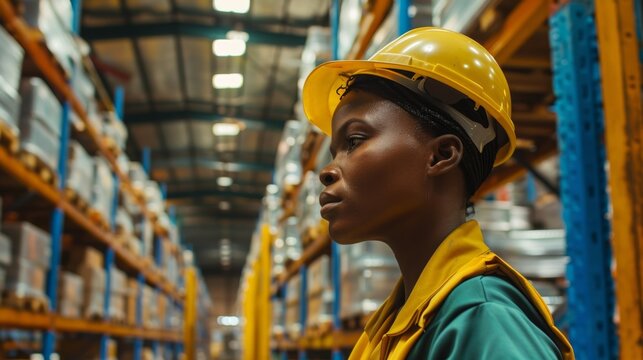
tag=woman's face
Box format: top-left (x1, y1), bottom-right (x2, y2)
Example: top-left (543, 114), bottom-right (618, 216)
top-left (319, 90), bottom-right (434, 244)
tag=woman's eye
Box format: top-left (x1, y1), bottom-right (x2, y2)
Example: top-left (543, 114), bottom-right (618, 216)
top-left (347, 135), bottom-right (365, 151)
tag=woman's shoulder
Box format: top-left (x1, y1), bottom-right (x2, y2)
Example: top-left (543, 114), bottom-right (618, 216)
top-left (407, 275), bottom-right (562, 359)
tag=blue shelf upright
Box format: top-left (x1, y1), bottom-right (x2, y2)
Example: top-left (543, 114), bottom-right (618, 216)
top-left (549, 2), bottom-right (617, 359)
top-left (42, 1), bottom-right (83, 357)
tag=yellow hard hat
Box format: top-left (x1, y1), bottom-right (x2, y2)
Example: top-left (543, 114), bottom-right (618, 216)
top-left (302, 27), bottom-right (516, 167)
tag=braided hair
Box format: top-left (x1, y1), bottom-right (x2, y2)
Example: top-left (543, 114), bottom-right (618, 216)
top-left (339, 74), bottom-right (498, 201)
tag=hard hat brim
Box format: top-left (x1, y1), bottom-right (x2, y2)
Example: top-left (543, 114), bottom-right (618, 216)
top-left (302, 59), bottom-right (515, 167)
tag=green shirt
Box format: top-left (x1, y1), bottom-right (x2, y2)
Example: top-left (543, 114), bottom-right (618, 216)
top-left (407, 275), bottom-right (563, 359)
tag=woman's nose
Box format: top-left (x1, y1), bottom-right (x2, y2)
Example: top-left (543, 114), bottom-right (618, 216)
top-left (319, 165), bottom-right (340, 187)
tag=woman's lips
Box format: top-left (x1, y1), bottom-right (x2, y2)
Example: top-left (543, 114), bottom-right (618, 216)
top-left (319, 192), bottom-right (341, 218)
top-left (320, 201), bottom-right (341, 219)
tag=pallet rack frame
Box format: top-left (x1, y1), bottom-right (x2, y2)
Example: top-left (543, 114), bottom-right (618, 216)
top-left (267, 0), bottom-right (643, 358)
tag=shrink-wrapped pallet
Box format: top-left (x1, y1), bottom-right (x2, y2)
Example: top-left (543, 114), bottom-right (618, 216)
top-left (58, 271), bottom-right (83, 317)
top-left (125, 278), bottom-right (138, 326)
top-left (285, 274), bottom-right (301, 338)
top-left (307, 255), bottom-right (333, 329)
top-left (80, 266), bottom-right (105, 319)
top-left (340, 241), bottom-right (400, 319)
top-left (0, 26), bottom-right (24, 91)
top-left (23, 0), bottom-right (80, 75)
top-left (66, 141), bottom-right (93, 203)
top-left (19, 78), bottom-right (62, 135)
top-left (91, 157), bottom-right (114, 222)
top-left (0, 76), bottom-right (21, 138)
top-left (4, 258), bottom-right (48, 301)
top-left (2, 222), bottom-right (51, 268)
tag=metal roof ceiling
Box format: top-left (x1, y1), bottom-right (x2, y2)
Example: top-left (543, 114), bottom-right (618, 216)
top-left (81, 0), bottom-right (330, 274)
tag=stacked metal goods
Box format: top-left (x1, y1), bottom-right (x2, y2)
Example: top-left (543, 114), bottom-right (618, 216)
top-left (0, 26), bottom-right (23, 144)
top-left (2, 222), bottom-right (52, 310)
top-left (58, 272), bottom-right (84, 318)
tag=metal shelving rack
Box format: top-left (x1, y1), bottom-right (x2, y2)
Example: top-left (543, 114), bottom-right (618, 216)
top-left (0, 1), bottom-right (204, 359)
top-left (265, 0), bottom-right (643, 359)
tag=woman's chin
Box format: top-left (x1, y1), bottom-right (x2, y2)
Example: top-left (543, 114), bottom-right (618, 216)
top-left (328, 221), bottom-right (369, 245)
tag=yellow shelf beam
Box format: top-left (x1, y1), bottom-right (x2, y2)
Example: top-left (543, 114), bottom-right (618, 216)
top-left (595, 0), bottom-right (643, 358)
top-left (272, 330), bottom-right (362, 351)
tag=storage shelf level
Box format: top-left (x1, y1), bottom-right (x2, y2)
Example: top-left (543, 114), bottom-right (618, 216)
top-left (0, 145), bottom-right (183, 303)
top-left (0, 308), bottom-right (182, 342)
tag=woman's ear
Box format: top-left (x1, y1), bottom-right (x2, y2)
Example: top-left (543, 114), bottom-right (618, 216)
top-left (426, 134), bottom-right (464, 176)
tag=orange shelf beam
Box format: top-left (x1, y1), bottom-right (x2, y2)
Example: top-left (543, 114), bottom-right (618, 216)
top-left (0, 308), bottom-right (181, 342)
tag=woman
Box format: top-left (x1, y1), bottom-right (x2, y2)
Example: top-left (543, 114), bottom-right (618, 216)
top-left (302, 28), bottom-right (574, 359)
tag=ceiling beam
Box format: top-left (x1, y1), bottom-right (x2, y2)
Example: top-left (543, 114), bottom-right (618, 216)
top-left (83, 8), bottom-right (326, 28)
top-left (483, 0), bottom-right (549, 64)
top-left (178, 213), bottom-right (259, 224)
top-left (82, 22), bottom-right (306, 46)
top-left (167, 189), bottom-right (264, 200)
top-left (153, 158), bottom-right (273, 172)
top-left (124, 110), bottom-right (286, 130)
top-left (160, 170), bottom-right (273, 186)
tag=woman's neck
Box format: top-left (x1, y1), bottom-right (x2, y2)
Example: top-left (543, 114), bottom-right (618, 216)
top-left (387, 210), bottom-right (466, 301)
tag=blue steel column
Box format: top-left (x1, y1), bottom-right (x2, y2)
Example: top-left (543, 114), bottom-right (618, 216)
top-left (135, 146), bottom-right (151, 360)
top-left (298, 266), bottom-right (308, 360)
top-left (100, 173), bottom-right (119, 360)
top-left (549, 2), bottom-right (617, 359)
top-left (280, 284), bottom-right (288, 360)
top-left (396, 0), bottom-right (411, 35)
top-left (42, 0), bottom-right (83, 355)
top-left (100, 86), bottom-right (124, 360)
top-left (42, 84), bottom-right (72, 360)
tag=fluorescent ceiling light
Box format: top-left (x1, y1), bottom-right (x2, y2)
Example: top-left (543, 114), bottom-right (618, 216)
top-left (227, 30), bottom-right (249, 42)
top-left (212, 73), bottom-right (243, 89)
top-left (217, 176), bottom-right (233, 187)
top-left (213, 0), bottom-right (250, 13)
top-left (212, 122), bottom-right (241, 136)
top-left (219, 201), bottom-right (231, 211)
top-left (213, 39), bottom-right (246, 56)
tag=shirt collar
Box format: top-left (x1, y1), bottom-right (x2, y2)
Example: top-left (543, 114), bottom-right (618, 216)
top-left (364, 220), bottom-right (490, 336)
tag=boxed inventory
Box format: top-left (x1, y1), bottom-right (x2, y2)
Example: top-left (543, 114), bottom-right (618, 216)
top-left (22, 0), bottom-right (80, 75)
top-left (0, 76), bottom-right (21, 137)
top-left (143, 285), bottom-right (159, 328)
top-left (126, 278), bottom-right (138, 326)
top-left (58, 271), bottom-right (83, 318)
top-left (285, 274), bottom-right (301, 338)
top-left (72, 68), bottom-right (95, 115)
top-left (91, 157), bottom-right (115, 222)
top-left (2, 222), bottom-right (51, 268)
top-left (0, 26), bottom-right (24, 91)
top-left (340, 241), bottom-right (400, 319)
top-left (307, 255), bottom-right (333, 329)
top-left (102, 111), bottom-right (128, 151)
top-left (66, 141), bottom-right (94, 203)
top-left (4, 258), bottom-right (48, 302)
top-left (18, 116), bottom-right (61, 173)
top-left (19, 78), bottom-right (62, 135)
top-left (80, 266), bottom-right (105, 319)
